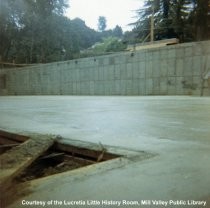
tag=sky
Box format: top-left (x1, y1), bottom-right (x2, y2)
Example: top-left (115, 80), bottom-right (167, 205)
top-left (66, 0), bottom-right (143, 31)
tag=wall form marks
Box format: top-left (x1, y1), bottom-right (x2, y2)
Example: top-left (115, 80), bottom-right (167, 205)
top-left (0, 40), bottom-right (210, 96)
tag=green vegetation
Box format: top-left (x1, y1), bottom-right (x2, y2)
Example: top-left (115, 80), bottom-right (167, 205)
top-left (126, 0), bottom-right (210, 43)
top-left (88, 37), bottom-right (126, 53)
top-left (0, 0), bottom-right (209, 64)
top-left (0, 0), bottom-right (123, 64)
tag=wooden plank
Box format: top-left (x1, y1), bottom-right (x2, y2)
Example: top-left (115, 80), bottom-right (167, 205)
top-left (0, 136), bottom-right (55, 190)
top-left (64, 155), bottom-right (95, 165)
top-left (54, 143), bottom-right (100, 159)
top-left (0, 144), bottom-right (19, 148)
top-left (54, 142), bottom-right (118, 161)
top-left (0, 136), bottom-right (19, 145)
top-left (0, 130), bottom-right (29, 143)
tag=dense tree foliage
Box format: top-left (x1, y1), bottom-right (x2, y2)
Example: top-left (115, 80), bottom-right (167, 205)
top-left (1, 0), bottom-right (208, 64)
top-left (0, 0), bottom-right (73, 63)
top-left (0, 1), bottom-right (123, 64)
top-left (112, 25), bottom-right (123, 38)
top-left (129, 0), bottom-right (210, 43)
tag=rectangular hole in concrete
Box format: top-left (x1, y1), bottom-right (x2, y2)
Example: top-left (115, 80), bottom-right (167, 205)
top-left (15, 143), bottom-right (120, 182)
top-left (0, 130), bottom-right (121, 182)
top-left (0, 130), bottom-right (155, 208)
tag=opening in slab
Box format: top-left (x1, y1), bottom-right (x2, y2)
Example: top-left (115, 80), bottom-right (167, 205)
top-left (0, 130), bottom-right (120, 182)
top-left (0, 130), bottom-right (155, 208)
top-left (16, 143), bottom-right (120, 182)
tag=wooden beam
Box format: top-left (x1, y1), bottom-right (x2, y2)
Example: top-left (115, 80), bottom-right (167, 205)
top-left (54, 142), bottom-right (118, 161)
top-left (0, 130), bottom-right (29, 142)
top-left (0, 136), bottom-right (55, 190)
top-left (64, 155), bottom-right (95, 165)
top-left (0, 136), bottom-right (20, 145)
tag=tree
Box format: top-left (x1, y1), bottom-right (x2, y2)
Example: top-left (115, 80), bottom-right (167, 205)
top-left (18, 0), bottom-right (70, 63)
top-left (0, 0), bottom-right (70, 63)
top-left (0, 0), bottom-right (104, 64)
top-left (131, 0), bottom-right (210, 43)
top-left (0, 0), bottom-right (23, 62)
top-left (98, 16), bottom-right (107, 31)
top-left (112, 25), bottom-right (123, 38)
top-left (192, 0), bottom-right (210, 40)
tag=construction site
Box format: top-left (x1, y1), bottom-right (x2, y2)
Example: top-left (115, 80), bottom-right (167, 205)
top-left (0, 40), bottom-right (210, 208)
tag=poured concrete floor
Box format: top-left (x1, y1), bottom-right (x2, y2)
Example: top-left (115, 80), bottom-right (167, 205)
top-left (0, 96), bottom-right (210, 207)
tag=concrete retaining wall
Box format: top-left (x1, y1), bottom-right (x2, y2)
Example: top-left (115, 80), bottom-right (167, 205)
top-left (1, 41), bottom-right (210, 96)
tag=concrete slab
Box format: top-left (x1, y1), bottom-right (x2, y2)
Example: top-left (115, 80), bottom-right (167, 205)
top-left (0, 96), bottom-right (210, 208)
